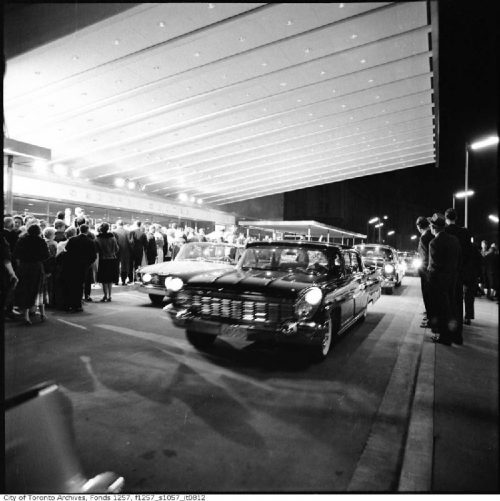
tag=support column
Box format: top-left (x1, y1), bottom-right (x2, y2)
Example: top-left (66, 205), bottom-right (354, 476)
top-left (5, 155), bottom-right (14, 214)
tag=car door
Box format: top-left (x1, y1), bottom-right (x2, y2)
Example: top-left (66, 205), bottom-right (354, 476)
top-left (350, 250), bottom-right (369, 314)
top-left (337, 251), bottom-right (356, 326)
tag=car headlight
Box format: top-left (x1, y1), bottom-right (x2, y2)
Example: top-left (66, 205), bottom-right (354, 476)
top-left (384, 264), bottom-right (395, 274)
top-left (412, 258), bottom-right (422, 268)
top-left (142, 273), bottom-right (152, 283)
top-left (294, 287), bottom-right (323, 320)
top-left (165, 276), bottom-right (184, 291)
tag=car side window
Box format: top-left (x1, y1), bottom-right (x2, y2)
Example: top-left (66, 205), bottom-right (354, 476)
top-left (342, 251), bottom-right (352, 275)
top-left (350, 251), bottom-right (361, 273)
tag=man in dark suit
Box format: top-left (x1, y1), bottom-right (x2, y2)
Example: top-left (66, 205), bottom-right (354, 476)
top-left (62, 224), bottom-right (97, 312)
top-left (444, 208), bottom-right (472, 341)
top-left (113, 220), bottom-right (131, 285)
top-left (427, 213), bottom-right (461, 345)
top-left (128, 221), bottom-right (147, 282)
top-left (416, 216), bottom-right (433, 328)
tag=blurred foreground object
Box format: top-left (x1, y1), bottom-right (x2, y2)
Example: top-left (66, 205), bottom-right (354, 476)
top-left (5, 381), bottom-right (124, 493)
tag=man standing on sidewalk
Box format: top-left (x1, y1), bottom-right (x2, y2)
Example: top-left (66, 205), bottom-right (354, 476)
top-left (427, 213), bottom-right (461, 346)
top-left (416, 216), bottom-right (433, 328)
top-left (444, 208), bottom-right (473, 341)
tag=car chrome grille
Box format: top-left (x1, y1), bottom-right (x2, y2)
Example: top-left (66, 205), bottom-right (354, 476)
top-left (186, 290), bottom-right (294, 326)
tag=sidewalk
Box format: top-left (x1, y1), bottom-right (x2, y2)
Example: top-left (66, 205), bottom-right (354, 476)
top-left (399, 296), bottom-right (499, 493)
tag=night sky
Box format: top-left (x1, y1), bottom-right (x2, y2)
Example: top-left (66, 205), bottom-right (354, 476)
top-left (372, 0), bottom-right (497, 241)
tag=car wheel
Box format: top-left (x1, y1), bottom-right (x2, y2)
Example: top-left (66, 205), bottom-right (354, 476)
top-left (309, 314), bottom-right (336, 362)
top-left (186, 330), bottom-right (217, 350)
top-left (149, 294), bottom-right (164, 305)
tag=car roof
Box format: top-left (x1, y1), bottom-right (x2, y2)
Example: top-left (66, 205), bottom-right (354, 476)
top-left (354, 243), bottom-right (396, 251)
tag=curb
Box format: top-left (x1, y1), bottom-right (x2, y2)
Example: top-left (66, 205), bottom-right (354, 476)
top-left (347, 308), bottom-right (425, 491)
top-left (397, 339), bottom-right (435, 491)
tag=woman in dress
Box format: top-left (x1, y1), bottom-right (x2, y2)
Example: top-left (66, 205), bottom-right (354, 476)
top-left (13, 221), bottom-right (49, 324)
top-left (95, 222), bottom-right (119, 302)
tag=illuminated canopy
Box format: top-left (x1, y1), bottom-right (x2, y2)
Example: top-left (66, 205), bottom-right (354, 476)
top-left (4, 2), bottom-right (436, 206)
top-left (239, 220), bottom-right (366, 240)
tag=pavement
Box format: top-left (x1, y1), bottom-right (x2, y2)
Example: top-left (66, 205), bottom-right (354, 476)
top-left (398, 293), bottom-right (499, 493)
top-left (4, 281), bottom-right (499, 493)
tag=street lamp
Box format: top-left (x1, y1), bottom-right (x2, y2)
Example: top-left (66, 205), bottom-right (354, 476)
top-left (374, 222), bottom-right (384, 243)
top-left (464, 135), bottom-right (499, 227)
top-left (387, 230), bottom-right (395, 236)
top-left (489, 214), bottom-right (499, 223)
top-left (453, 189), bottom-right (475, 209)
top-left (410, 235), bottom-right (418, 240)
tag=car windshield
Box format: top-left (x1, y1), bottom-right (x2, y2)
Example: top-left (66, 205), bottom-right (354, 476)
top-left (239, 246), bottom-right (333, 274)
top-left (356, 246), bottom-right (394, 261)
top-left (175, 242), bottom-right (239, 263)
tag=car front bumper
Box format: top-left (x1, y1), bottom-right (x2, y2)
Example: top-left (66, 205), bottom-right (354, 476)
top-left (165, 304), bottom-right (327, 346)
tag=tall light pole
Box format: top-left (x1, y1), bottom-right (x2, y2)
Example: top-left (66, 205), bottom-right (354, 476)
top-left (465, 135), bottom-right (499, 227)
top-left (375, 222), bottom-right (384, 243)
top-left (367, 217), bottom-right (379, 243)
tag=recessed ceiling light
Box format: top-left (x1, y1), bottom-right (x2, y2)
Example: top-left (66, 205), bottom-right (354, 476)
top-left (319, 124), bottom-right (324, 128)
top-left (332, 89), bottom-right (336, 93)
top-left (349, 116), bottom-right (354, 120)
top-left (360, 59), bottom-right (366, 64)
top-left (261, 62), bottom-right (268, 67)
top-left (320, 71), bottom-right (326, 75)
top-left (297, 99), bottom-right (302, 103)
top-left (287, 20), bottom-right (294, 26)
top-left (375, 95), bottom-right (380, 99)
top-left (350, 34), bottom-right (358, 39)
top-left (158, 21), bottom-right (166, 28)
top-left (341, 104), bottom-right (346, 108)
top-left (208, 3), bottom-right (215, 8)
top-left (304, 48), bottom-right (311, 54)
top-left (239, 36), bottom-right (246, 42)
top-left (194, 52), bottom-right (200, 57)
top-left (113, 39), bottom-right (120, 45)
top-left (368, 79), bottom-right (374, 83)
top-left (339, 3), bottom-right (345, 7)
top-left (262, 107), bottom-right (267, 111)
top-left (308, 112), bottom-right (314, 116)
top-left (280, 82), bottom-right (287, 87)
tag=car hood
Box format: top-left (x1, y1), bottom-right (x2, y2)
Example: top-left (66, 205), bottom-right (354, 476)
top-left (139, 260), bottom-right (234, 276)
top-left (186, 268), bottom-right (324, 296)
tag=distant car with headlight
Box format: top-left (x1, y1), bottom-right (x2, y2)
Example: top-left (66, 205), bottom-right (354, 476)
top-left (136, 242), bottom-right (244, 305)
top-left (399, 251), bottom-right (422, 276)
top-left (166, 241), bottom-right (380, 361)
top-left (354, 243), bottom-right (403, 293)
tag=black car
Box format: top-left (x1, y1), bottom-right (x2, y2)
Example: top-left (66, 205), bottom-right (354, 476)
top-left (166, 241), bottom-right (381, 361)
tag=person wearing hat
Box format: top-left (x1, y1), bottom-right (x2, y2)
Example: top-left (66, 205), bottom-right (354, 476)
top-left (427, 213), bottom-right (461, 345)
top-left (444, 208), bottom-right (477, 330)
top-left (416, 216), bottom-right (434, 328)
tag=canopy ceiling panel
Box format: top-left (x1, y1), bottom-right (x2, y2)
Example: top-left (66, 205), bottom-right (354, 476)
top-left (4, 2), bottom-right (436, 206)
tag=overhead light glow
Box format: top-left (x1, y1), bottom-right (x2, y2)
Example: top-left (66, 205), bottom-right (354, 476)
top-left (53, 164), bottom-right (68, 176)
top-left (387, 230), bottom-right (395, 236)
top-left (114, 177), bottom-right (125, 188)
top-left (127, 180), bottom-right (136, 190)
top-left (368, 217), bottom-right (379, 224)
top-left (489, 215), bottom-right (499, 223)
top-left (470, 136), bottom-right (499, 150)
top-left (455, 190), bottom-right (474, 198)
top-left (33, 159), bottom-right (48, 172)
top-left (178, 193), bottom-right (188, 202)
top-left (197, 198), bottom-right (203, 204)
top-left (410, 235), bottom-right (418, 240)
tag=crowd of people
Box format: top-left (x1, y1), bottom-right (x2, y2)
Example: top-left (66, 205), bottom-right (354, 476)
top-left (2, 207), bottom-right (248, 325)
top-left (415, 208), bottom-right (498, 346)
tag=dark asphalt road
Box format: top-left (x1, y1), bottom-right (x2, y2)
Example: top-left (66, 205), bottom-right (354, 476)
top-left (5, 278), bottom-right (423, 493)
